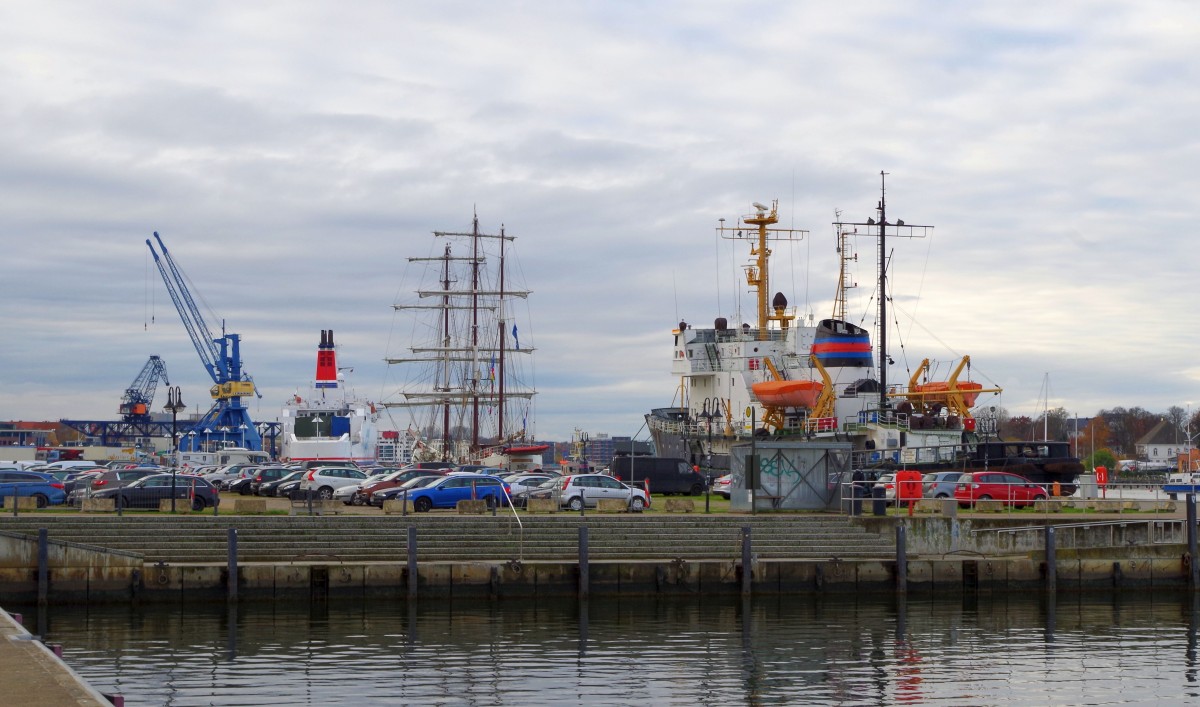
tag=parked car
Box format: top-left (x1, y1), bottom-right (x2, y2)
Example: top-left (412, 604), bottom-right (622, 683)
top-left (370, 475), bottom-right (444, 506)
top-left (553, 474), bottom-right (649, 511)
top-left (953, 472), bottom-right (1049, 507)
top-left (204, 464), bottom-right (253, 489)
top-left (68, 469), bottom-right (161, 506)
top-left (922, 471), bottom-right (963, 499)
top-left (360, 470), bottom-right (449, 506)
top-left (62, 470), bottom-right (105, 497)
top-left (257, 470), bottom-right (305, 497)
top-left (610, 456), bottom-right (706, 496)
top-left (89, 473), bottom-right (220, 511)
top-left (403, 473), bottom-right (510, 512)
top-left (872, 474), bottom-right (897, 504)
top-left (0, 470), bottom-right (66, 507)
top-left (505, 473), bottom-right (555, 496)
top-left (245, 467), bottom-right (292, 496)
top-left (510, 477), bottom-right (559, 508)
top-left (274, 475), bottom-right (307, 499)
top-left (299, 466), bottom-right (370, 500)
top-left (713, 474), bottom-right (732, 499)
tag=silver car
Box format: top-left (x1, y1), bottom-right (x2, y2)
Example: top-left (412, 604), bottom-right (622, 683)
top-left (922, 471), bottom-right (963, 498)
top-left (301, 466), bottom-right (369, 500)
top-left (553, 474), bottom-right (649, 511)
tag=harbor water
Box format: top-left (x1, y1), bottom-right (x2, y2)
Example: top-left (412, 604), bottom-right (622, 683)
top-left (13, 592), bottom-right (1200, 706)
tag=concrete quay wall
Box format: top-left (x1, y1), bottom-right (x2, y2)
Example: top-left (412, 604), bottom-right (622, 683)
top-left (4, 554), bottom-right (1195, 604)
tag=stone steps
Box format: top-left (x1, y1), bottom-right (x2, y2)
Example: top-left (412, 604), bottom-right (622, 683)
top-left (0, 515), bottom-right (895, 563)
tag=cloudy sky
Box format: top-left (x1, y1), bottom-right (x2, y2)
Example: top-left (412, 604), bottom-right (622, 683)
top-left (4, 1), bottom-right (1199, 444)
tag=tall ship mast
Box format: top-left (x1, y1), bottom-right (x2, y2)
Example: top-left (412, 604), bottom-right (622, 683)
top-left (384, 214), bottom-right (539, 465)
top-left (646, 176), bottom-right (1082, 496)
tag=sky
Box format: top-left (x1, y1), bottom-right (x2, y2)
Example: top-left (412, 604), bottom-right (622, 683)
top-left (3, 1), bottom-right (1199, 445)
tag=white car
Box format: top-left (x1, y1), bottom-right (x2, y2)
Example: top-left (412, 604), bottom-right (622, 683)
top-left (333, 476), bottom-right (377, 505)
top-left (506, 473), bottom-right (554, 496)
top-left (553, 474), bottom-right (649, 511)
top-left (301, 466), bottom-right (369, 500)
top-left (713, 474), bottom-right (731, 499)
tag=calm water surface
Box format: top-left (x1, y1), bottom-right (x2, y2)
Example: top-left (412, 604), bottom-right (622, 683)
top-left (14, 592), bottom-right (1200, 706)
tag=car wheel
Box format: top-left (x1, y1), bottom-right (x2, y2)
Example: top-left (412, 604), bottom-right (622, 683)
top-left (567, 497), bottom-right (584, 511)
top-left (690, 484), bottom-right (703, 496)
top-left (935, 493), bottom-right (949, 499)
top-left (1033, 494), bottom-right (1047, 502)
top-left (414, 497), bottom-right (433, 513)
top-left (33, 494), bottom-right (48, 509)
top-left (192, 497), bottom-right (206, 511)
top-left (978, 494), bottom-right (992, 500)
top-left (318, 486), bottom-right (334, 500)
top-left (630, 496), bottom-right (646, 512)
top-left (239, 486), bottom-right (250, 496)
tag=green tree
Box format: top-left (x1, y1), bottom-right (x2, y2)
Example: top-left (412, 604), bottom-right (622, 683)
top-left (1085, 447), bottom-right (1118, 473)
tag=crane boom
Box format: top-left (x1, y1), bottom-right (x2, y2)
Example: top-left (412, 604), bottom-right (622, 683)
top-left (147, 233), bottom-right (222, 383)
top-left (145, 232), bottom-right (263, 453)
top-left (119, 356), bottom-right (170, 421)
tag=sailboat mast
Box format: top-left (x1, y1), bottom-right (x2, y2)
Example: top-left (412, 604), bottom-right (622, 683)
top-left (471, 213), bottom-right (481, 450)
top-left (499, 227), bottom-right (509, 442)
top-left (877, 172), bottom-right (888, 409)
top-left (440, 244), bottom-right (452, 460)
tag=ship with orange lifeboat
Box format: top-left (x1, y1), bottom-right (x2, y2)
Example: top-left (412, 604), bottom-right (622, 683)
top-left (646, 178), bottom-right (1082, 493)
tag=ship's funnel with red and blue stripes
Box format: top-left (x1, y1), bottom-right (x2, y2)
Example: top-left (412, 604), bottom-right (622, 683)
top-left (813, 319), bottom-right (873, 368)
top-left (316, 329), bottom-right (338, 389)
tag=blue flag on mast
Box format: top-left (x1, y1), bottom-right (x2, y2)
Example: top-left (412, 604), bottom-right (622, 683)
top-left (512, 324), bottom-right (519, 349)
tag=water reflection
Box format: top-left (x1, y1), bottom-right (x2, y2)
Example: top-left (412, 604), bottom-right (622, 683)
top-left (13, 592), bottom-right (1200, 706)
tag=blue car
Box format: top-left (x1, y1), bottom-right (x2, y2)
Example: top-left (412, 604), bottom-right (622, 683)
top-left (0, 470), bottom-right (67, 507)
top-left (408, 474), bottom-right (511, 512)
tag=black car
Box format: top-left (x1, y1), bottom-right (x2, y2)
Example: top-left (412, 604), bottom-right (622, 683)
top-left (68, 468), bottom-right (161, 506)
top-left (247, 467), bottom-right (293, 495)
top-left (258, 470), bottom-right (305, 497)
top-left (91, 473), bottom-right (220, 511)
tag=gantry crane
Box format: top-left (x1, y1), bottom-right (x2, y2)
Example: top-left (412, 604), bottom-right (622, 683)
top-left (146, 232), bottom-right (263, 452)
top-left (119, 356), bottom-right (170, 422)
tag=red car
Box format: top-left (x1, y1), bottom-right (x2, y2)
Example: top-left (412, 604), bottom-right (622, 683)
top-left (953, 472), bottom-right (1048, 507)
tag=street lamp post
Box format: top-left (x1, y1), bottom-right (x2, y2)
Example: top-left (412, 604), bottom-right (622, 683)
top-left (165, 387), bottom-right (186, 513)
top-left (238, 423), bottom-right (247, 448)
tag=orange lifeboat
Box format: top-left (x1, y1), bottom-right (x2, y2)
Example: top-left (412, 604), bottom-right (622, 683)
top-left (751, 380), bottom-right (823, 408)
top-left (910, 381), bottom-right (983, 407)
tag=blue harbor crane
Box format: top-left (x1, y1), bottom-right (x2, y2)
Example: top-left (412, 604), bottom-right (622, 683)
top-left (118, 355), bottom-right (170, 422)
top-left (146, 232), bottom-right (264, 453)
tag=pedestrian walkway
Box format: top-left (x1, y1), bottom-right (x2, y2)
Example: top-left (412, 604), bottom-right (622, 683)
top-left (0, 608), bottom-right (112, 706)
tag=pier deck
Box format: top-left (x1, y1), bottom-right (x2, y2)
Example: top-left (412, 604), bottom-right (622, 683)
top-left (0, 609), bottom-right (112, 706)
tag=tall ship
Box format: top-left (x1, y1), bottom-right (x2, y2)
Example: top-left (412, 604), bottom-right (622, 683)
top-left (384, 214), bottom-right (542, 469)
top-left (279, 330), bottom-right (381, 464)
top-left (647, 176), bottom-right (1082, 492)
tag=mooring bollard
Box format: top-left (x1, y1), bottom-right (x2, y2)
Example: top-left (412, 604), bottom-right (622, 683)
top-left (896, 525), bottom-right (907, 594)
top-left (1045, 526), bottom-right (1056, 594)
top-left (741, 526), bottom-right (752, 596)
top-left (407, 526), bottom-right (417, 599)
top-left (578, 526), bottom-right (589, 600)
top-left (1189, 494), bottom-right (1198, 590)
top-left (227, 528), bottom-right (238, 602)
top-left (37, 528), bottom-right (48, 605)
